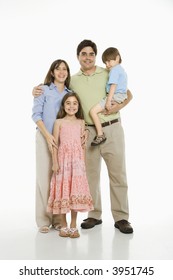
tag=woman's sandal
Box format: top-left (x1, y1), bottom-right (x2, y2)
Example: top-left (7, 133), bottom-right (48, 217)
top-left (39, 226), bottom-right (50, 233)
top-left (91, 133), bottom-right (107, 146)
top-left (69, 228), bottom-right (80, 238)
top-left (52, 223), bottom-right (61, 231)
top-left (59, 227), bottom-right (70, 237)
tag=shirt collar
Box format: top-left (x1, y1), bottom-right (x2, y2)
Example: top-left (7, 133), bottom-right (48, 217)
top-left (49, 82), bottom-right (69, 92)
top-left (76, 66), bottom-right (105, 76)
top-left (49, 82), bottom-right (57, 90)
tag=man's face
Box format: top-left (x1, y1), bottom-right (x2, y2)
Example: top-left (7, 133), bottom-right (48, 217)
top-left (78, 46), bottom-right (96, 71)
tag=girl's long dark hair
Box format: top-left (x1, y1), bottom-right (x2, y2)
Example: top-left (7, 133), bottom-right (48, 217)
top-left (57, 92), bottom-right (84, 120)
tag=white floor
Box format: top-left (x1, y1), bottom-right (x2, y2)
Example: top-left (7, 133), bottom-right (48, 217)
top-left (1, 158), bottom-right (173, 261)
top-left (0, 212), bottom-right (173, 260)
top-left (1, 164), bottom-right (173, 280)
top-left (1, 137), bottom-right (173, 261)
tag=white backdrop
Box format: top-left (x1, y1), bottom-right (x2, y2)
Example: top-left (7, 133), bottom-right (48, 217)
top-left (0, 0), bottom-right (173, 271)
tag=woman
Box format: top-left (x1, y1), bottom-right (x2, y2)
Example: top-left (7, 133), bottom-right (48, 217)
top-left (32, 59), bottom-right (71, 233)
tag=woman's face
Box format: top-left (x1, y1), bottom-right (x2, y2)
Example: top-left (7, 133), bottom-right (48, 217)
top-left (53, 62), bottom-right (68, 84)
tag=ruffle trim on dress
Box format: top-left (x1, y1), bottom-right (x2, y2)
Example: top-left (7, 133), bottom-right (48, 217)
top-left (47, 194), bottom-right (94, 214)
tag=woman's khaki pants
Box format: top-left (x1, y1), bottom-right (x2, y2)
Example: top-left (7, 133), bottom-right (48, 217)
top-left (35, 130), bottom-right (60, 227)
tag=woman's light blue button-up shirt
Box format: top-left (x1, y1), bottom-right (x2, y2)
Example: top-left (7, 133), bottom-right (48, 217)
top-left (32, 83), bottom-right (70, 133)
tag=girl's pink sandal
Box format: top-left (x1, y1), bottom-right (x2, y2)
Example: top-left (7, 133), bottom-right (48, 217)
top-left (59, 227), bottom-right (70, 237)
top-left (69, 228), bottom-right (80, 238)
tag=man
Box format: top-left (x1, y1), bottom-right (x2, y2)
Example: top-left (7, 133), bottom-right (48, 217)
top-left (33, 39), bottom-right (133, 234)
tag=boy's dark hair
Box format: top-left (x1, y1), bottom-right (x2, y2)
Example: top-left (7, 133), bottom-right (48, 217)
top-left (77, 39), bottom-right (97, 56)
top-left (102, 47), bottom-right (122, 64)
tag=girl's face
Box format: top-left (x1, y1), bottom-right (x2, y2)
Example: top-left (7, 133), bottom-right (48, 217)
top-left (64, 96), bottom-right (79, 116)
top-left (53, 62), bottom-right (68, 83)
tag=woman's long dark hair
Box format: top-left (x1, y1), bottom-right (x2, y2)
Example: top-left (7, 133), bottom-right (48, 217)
top-left (44, 59), bottom-right (71, 88)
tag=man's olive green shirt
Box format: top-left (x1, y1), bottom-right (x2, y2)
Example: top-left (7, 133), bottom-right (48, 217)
top-left (70, 66), bottom-right (120, 125)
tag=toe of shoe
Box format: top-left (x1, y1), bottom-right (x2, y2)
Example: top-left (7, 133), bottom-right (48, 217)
top-left (114, 222), bottom-right (133, 234)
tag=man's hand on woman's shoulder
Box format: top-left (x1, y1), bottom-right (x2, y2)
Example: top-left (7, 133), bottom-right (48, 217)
top-left (32, 84), bottom-right (44, 97)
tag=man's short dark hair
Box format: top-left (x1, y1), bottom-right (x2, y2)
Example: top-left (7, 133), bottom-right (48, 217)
top-left (77, 39), bottom-right (97, 56)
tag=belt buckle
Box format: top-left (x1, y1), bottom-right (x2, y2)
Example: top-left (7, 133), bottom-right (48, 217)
top-left (108, 120), bottom-right (112, 126)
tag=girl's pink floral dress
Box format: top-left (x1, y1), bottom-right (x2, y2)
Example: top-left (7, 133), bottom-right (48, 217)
top-left (47, 120), bottom-right (94, 214)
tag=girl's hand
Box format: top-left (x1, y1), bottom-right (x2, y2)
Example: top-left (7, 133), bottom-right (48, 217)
top-left (81, 129), bottom-right (89, 148)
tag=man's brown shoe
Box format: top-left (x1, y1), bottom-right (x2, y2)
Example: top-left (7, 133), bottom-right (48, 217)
top-left (81, 218), bottom-right (102, 229)
top-left (114, 220), bottom-right (133, 234)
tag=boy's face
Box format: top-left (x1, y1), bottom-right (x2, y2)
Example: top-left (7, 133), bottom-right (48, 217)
top-left (104, 57), bottom-right (119, 71)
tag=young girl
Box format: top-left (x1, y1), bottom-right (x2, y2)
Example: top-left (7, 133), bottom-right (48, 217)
top-left (47, 92), bottom-right (94, 238)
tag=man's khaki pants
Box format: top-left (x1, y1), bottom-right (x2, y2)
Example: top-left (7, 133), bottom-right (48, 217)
top-left (86, 121), bottom-right (129, 222)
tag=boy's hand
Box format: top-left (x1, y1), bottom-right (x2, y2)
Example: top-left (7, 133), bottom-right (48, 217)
top-left (105, 101), bottom-right (111, 111)
top-left (103, 101), bottom-right (119, 115)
